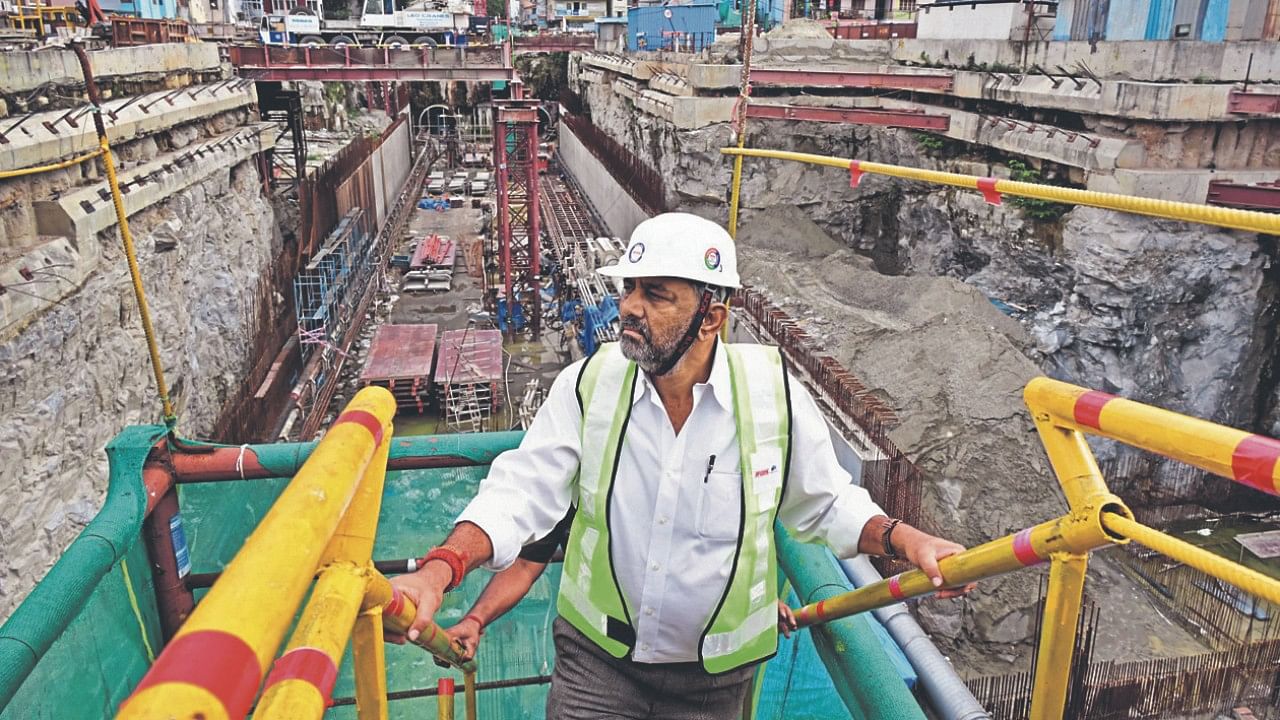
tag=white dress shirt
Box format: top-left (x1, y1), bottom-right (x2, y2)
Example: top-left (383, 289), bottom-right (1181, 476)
top-left (457, 342), bottom-right (885, 663)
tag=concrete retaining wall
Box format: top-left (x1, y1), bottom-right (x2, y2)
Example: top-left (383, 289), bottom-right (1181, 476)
top-left (558, 118), bottom-right (651, 238)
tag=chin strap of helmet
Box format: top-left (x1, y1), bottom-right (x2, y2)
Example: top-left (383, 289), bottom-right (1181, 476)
top-left (652, 287), bottom-right (714, 377)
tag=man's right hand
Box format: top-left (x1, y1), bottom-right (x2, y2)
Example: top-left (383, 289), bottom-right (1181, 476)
top-left (387, 560), bottom-right (454, 644)
top-left (445, 616), bottom-right (483, 661)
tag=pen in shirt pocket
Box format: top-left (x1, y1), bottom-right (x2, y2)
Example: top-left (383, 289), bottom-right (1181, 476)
top-left (703, 454), bottom-right (716, 483)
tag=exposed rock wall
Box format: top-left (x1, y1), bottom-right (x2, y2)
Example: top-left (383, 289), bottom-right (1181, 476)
top-left (0, 159), bottom-right (276, 619)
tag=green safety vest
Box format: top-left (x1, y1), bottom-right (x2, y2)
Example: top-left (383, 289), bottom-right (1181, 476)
top-left (556, 342), bottom-right (792, 674)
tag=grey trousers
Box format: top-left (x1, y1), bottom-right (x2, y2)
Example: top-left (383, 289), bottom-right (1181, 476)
top-left (545, 617), bottom-right (756, 720)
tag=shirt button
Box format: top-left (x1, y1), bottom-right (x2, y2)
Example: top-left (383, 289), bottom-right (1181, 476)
top-left (641, 643), bottom-right (651, 651)
top-left (658, 516), bottom-right (669, 525)
top-left (650, 562), bottom-right (661, 571)
top-left (645, 607), bottom-right (655, 616)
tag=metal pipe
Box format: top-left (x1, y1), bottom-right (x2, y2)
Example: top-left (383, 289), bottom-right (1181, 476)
top-left (840, 556), bottom-right (990, 720)
top-left (463, 671), bottom-right (478, 720)
top-left (777, 527), bottom-right (926, 719)
top-left (377, 572), bottom-right (478, 674)
top-left (721, 147), bottom-right (1280, 236)
top-left (1025, 377), bottom-right (1280, 497)
top-left (118, 388), bottom-right (396, 719)
top-left (329, 675), bottom-right (552, 706)
top-left (437, 678), bottom-right (455, 720)
top-left (140, 487), bottom-right (194, 641)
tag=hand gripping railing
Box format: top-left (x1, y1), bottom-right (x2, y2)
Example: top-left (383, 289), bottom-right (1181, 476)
top-left (115, 386), bottom-right (480, 720)
top-left (785, 377), bottom-right (1280, 719)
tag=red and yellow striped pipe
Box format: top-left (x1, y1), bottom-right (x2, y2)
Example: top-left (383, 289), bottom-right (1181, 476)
top-left (1025, 377), bottom-right (1280, 497)
top-left (373, 573), bottom-right (479, 675)
top-left (252, 566), bottom-right (367, 718)
top-left (791, 510), bottom-right (1123, 629)
top-left (437, 678), bottom-right (456, 720)
top-left (118, 387), bottom-right (396, 720)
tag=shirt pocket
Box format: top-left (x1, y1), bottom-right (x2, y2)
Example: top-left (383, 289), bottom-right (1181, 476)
top-left (697, 471), bottom-right (743, 540)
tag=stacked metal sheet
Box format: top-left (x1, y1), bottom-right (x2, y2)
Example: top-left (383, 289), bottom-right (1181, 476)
top-left (360, 323), bottom-right (439, 413)
top-left (434, 328), bottom-right (503, 432)
top-left (404, 234), bottom-right (457, 293)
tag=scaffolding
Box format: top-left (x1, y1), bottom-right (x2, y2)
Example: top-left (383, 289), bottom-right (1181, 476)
top-left (292, 209), bottom-right (378, 390)
top-left (492, 97), bottom-right (542, 338)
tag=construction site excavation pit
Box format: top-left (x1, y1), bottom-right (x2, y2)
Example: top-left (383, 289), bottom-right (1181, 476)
top-left (4, 15), bottom-right (1280, 720)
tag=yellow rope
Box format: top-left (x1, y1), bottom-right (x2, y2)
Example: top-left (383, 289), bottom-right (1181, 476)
top-left (100, 139), bottom-right (177, 428)
top-left (1102, 512), bottom-right (1280, 606)
top-left (119, 557), bottom-right (157, 662)
top-left (0, 148), bottom-right (103, 180)
top-left (721, 147), bottom-right (1280, 236)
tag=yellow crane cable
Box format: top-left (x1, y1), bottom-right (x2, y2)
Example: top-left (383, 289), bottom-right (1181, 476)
top-left (1102, 512), bottom-right (1280, 607)
top-left (0, 148), bottom-right (103, 180)
top-left (70, 43), bottom-right (178, 430)
top-left (721, 147), bottom-right (1280, 237)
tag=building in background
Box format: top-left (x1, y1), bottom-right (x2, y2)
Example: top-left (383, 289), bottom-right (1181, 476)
top-left (916, 0), bottom-right (1054, 40)
top-left (1054, 0), bottom-right (1279, 41)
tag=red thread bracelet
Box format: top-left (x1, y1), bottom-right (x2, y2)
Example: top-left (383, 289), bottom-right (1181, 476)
top-left (463, 613), bottom-right (486, 636)
top-left (422, 547), bottom-right (467, 592)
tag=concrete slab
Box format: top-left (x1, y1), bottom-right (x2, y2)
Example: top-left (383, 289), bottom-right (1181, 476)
top-left (1088, 168), bottom-right (1280, 204)
top-left (0, 82), bottom-right (258, 172)
top-left (0, 42), bottom-right (221, 94)
top-left (34, 123), bottom-right (273, 240)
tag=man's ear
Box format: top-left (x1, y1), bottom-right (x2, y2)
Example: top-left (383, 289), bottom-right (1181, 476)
top-left (701, 303), bottom-right (728, 339)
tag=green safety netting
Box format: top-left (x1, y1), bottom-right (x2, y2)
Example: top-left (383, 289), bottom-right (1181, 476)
top-left (0, 427), bottom-right (919, 719)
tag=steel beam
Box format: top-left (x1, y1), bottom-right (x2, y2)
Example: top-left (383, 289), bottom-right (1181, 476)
top-left (1207, 180), bottom-right (1280, 211)
top-left (750, 67), bottom-right (953, 91)
top-left (745, 103), bottom-right (950, 130)
top-left (236, 67), bottom-right (514, 81)
top-left (1228, 89), bottom-right (1280, 115)
top-left (228, 44), bottom-right (513, 83)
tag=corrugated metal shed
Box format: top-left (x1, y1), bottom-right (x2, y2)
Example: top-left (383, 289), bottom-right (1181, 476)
top-left (627, 0), bottom-right (718, 51)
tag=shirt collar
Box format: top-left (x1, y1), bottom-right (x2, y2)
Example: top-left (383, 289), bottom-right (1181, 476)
top-left (634, 340), bottom-right (733, 412)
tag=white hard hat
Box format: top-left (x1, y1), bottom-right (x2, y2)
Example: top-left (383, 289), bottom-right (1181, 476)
top-left (598, 212), bottom-right (741, 289)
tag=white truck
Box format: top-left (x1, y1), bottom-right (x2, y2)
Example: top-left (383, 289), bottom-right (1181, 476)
top-left (258, 1), bottom-right (479, 48)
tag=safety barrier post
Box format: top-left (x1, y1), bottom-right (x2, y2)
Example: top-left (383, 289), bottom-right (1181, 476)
top-left (117, 387), bottom-right (395, 719)
top-left (437, 678), bottom-right (456, 720)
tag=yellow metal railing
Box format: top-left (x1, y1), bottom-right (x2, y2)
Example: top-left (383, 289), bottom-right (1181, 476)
top-left (721, 147), bottom-right (1280, 236)
top-left (786, 377), bottom-right (1280, 719)
top-left (116, 387), bottom-right (478, 720)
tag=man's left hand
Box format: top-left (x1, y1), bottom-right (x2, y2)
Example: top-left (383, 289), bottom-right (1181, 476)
top-left (893, 525), bottom-right (977, 600)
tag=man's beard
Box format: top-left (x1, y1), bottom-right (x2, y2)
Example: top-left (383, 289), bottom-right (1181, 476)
top-left (619, 315), bottom-right (686, 375)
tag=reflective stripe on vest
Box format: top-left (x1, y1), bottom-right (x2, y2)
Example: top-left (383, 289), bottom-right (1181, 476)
top-left (556, 342), bottom-right (791, 673)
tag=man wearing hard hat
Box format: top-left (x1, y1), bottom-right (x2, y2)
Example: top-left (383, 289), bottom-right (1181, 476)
top-left (391, 213), bottom-right (973, 718)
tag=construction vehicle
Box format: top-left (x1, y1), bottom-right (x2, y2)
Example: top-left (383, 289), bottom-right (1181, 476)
top-left (257, 0), bottom-right (477, 47)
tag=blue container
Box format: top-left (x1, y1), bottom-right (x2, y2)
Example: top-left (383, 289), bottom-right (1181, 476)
top-left (627, 1), bottom-right (718, 52)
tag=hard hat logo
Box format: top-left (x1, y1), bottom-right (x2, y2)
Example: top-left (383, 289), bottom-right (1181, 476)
top-left (704, 248), bottom-right (721, 271)
top-left (628, 242), bottom-right (646, 264)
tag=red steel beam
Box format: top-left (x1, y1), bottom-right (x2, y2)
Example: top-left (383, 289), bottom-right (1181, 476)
top-left (236, 67), bottom-right (513, 81)
top-left (746, 103), bottom-right (950, 130)
top-left (751, 67), bottom-right (953, 92)
top-left (1228, 89), bottom-right (1280, 115)
top-left (1207, 180), bottom-right (1280, 211)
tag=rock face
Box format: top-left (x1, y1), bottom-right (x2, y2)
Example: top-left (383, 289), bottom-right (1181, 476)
top-left (733, 206), bottom-right (1065, 659)
top-left (0, 160), bottom-right (276, 618)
